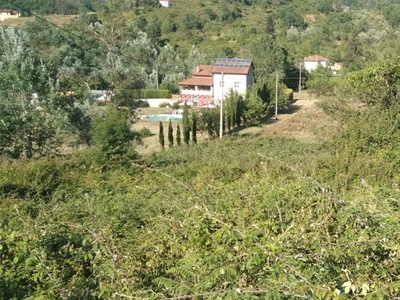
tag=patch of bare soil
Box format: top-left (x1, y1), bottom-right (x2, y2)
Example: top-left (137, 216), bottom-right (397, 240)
top-left (238, 91), bottom-right (340, 142)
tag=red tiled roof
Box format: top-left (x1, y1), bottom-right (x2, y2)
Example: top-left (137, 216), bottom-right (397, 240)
top-left (0, 9), bottom-right (18, 14)
top-left (179, 76), bottom-right (213, 86)
top-left (192, 65), bottom-right (213, 76)
top-left (304, 55), bottom-right (329, 62)
top-left (179, 59), bottom-right (253, 86)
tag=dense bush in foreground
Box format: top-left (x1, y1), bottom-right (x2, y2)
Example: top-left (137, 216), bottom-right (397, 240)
top-left (1, 134), bottom-right (400, 299)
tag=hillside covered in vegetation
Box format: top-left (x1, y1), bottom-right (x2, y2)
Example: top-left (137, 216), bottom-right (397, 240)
top-left (2, 0), bottom-right (400, 299)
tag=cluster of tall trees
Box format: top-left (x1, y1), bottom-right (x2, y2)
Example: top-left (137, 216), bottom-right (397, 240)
top-left (0, 27), bottom-right (95, 158)
top-left (158, 105), bottom-right (196, 149)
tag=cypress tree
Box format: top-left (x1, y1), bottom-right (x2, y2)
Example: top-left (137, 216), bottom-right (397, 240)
top-left (159, 121), bottom-right (165, 149)
top-left (191, 110), bottom-right (197, 144)
top-left (176, 123), bottom-right (182, 146)
top-left (182, 104), bottom-right (190, 146)
top-left (168, 119), bottom-right (174, 148)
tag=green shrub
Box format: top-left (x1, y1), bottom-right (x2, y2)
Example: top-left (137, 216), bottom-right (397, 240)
top-left (91, 108), bottom-right (133, 161)
top-left (159, 102), bottom-right (171, 108)
top-left (172, 101), bottom-right (182, 109)
top-left (316, 102), bottom-right (400, 190)
top-left (285, 88), bottom-right (294, 102)
top-left (136, 99), bottom-right (150, 108)
top-left (139, 127), bottom-right (153, 138)
top-left (159, 82), bottom-right (179, 94)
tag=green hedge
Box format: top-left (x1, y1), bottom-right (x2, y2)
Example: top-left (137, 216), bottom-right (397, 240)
top-left (285, 88), bottom-right (294, 102)
top-left (133, 89), bottom-right (171, 99)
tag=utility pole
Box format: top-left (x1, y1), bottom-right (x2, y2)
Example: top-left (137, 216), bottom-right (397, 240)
top-left (219, 72), bottom-right (224, 139)
top-left (275, 72), bottom-right (278, 120)
top-left (299, 63), bottom-right (302, 100)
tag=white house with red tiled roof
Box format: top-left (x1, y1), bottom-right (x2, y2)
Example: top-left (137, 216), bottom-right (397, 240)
top-left (304, 55), bottom-right (329, 72)
top-left (0, 9), bottom-right (20, 22)
top-left (159, 0), bottom-right (171, 7)
top-left (212, 58), bottom-right (254, 105)
top-left (178, 58), bottom-right (254, 107)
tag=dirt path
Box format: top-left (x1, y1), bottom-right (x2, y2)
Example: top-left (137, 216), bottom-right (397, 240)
top-left (237, 91), bottom-right (330, 141)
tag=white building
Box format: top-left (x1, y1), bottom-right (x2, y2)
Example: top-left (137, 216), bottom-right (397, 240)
top-left (212, 58), bottom-right (254, 105)
top-left (304, 55), bottom-right (329, 72)
top-left (178, 58), bottom-right (254, 108)
top-left (159, 0), bottom-right (171, 7)
top-left (0, 9), bottom-right (20, 22)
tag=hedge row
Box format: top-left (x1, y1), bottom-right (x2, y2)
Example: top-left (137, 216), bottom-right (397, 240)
top-left (133, 89), bottom-right (171, 99)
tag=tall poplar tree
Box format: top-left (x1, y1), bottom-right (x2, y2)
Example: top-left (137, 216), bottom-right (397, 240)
top-left (182, 104), bottom-right (190, 146)
top-left (176, 123), bottom-right (182, 146)
top-left (168, 119), bottom-right (174, 148)
top-left (191, 110), bottom-right (197, 144)
top-left (159, 121), bottom-right (165, 149)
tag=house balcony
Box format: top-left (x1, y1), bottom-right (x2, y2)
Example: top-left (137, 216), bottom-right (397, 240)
top-left (180, 86), bottom-right (213, 96)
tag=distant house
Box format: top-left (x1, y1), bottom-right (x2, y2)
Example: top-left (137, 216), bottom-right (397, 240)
top-left (0, 9), bottom-right (20, 22)
top-left (304, 55), bottom-right (329, 72)
top-left (159, 0), bottom-right (171, 7)
top-left (178, 58), bottom-right (254, 108)
top-left (179, 65), bottom-right (214, 107)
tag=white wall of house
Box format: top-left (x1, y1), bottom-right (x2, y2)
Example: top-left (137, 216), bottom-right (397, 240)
top-left (213, 73), bottom-right (250, 104)
top-left (159, 0), bottom-right (171, 7)
top-left (304, 61), bottom-right (328, 72)
top-left (0, 12), bottom-right (20, 22)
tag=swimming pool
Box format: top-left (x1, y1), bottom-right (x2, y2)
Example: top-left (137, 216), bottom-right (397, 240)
top-left (146, 114), bottom-right (183, 122)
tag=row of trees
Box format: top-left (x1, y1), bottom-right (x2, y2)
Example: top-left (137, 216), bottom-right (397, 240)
top-left (159, 105), bottom-right (197, 149)
top-left (156, 84), bottom-right (292, 149)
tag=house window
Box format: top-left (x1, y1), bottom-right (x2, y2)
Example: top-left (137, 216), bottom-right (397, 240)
top-left (234, 82), bottom-right (239, 88)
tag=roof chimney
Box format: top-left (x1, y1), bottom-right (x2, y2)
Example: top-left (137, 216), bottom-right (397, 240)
top-left (197, 65), bottom-right (199, 73)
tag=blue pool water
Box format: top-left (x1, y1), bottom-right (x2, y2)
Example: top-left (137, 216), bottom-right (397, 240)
top-left (146, 114), bottom-right (183, 122)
